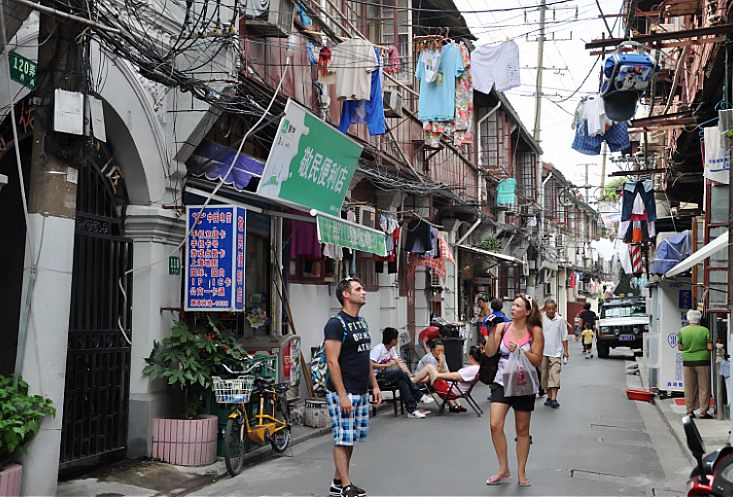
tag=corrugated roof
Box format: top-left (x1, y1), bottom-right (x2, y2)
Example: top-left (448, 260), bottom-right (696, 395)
top-left (413, 0), bottom-right (476, 40)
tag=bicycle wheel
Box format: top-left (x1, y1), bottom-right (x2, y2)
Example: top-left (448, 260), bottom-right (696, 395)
top-left (224, 417), bottom-right (246, 476)
top-left (270, 398), bottom-right (291, 453)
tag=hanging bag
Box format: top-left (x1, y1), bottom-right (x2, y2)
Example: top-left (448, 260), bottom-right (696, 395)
top-left (478, 320), bottom-right (507, 385)
top-left (502, 348), bottom-right (539, 397)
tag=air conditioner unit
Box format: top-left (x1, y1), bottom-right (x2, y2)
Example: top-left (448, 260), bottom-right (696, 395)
top-left (243, 0), bottom-right (294, 37)
top-left (354, 206), bottom-right (376, 229)
top-left (383, 90), bottom-right (403, 118)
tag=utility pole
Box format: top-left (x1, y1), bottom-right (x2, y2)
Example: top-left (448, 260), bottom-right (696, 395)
top-left (16, 2), bottom-right (87, 495)
top-left (532, 0), bottom-right (546, 143)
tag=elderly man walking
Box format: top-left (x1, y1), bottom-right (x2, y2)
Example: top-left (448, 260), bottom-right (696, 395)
top-left (678, 310), bottom-right (713, 419)
top-left (541, 299), bottom-right (570, 408)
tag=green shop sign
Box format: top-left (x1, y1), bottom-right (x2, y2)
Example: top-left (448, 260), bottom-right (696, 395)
top-left (257, 99), bottom-right (363, 216)
top-left (316, 214), bottom-right (386, 257)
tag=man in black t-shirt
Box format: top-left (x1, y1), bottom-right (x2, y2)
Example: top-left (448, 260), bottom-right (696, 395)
top-left (325, 278), bottom-right (381, 497)
top-left (579, 303), bottom-right (598, 331)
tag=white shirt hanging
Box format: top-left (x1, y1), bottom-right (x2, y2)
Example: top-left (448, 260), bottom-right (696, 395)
top-left (471, 41), bottom-right (520, 94)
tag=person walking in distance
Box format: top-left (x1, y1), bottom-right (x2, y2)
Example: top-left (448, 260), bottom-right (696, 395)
top-left (325, 278), bottom-right (382, 497)
top-left (540, 299), bottom-right (570, 408)
top-left (678, 310), bottom-right (714, 419)
top-left (484, 294), bottom-right (544, 488)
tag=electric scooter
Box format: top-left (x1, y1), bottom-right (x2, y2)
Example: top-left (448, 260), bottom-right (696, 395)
top-left (683, 415), bottom-right (733, 496)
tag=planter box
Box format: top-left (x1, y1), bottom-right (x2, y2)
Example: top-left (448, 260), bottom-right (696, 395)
top-left (0, 464), bottom-right (22, 497)
top-left (152, 415), bottom-right (217, 466)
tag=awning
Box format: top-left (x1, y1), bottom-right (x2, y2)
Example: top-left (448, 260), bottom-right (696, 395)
top-left (186, 139), bottom-right (264, 191)
top-left (457, 245), bottom-right (525, 265)
top-left (665, 231), bottom-right (729, 277)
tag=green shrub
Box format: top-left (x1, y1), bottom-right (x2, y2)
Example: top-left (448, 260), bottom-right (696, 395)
top-left (143, 318), bottom-right (248, 419)
top-left (0, 376), bottom-right (56, 467)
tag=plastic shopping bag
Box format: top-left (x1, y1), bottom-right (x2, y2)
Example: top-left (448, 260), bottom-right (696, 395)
top-left (502, 348), bottom-right (539, 397)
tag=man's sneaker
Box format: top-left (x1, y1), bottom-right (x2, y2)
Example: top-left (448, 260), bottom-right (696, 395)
top-left (331, 482), bottom-right (366, 497)
top-left (407, 410), bottom-right (427, 418)
top-left (420, 394), bottom-right (435, 404)
top-left (340, 484), bottom-right (365, 497)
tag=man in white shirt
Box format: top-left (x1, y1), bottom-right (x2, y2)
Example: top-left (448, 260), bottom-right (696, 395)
top-left (540, 299), bottom-right (570, 409)
top-left (370, 327), bottom-right (433, 418)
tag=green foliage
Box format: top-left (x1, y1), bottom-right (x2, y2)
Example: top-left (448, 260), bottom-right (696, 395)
top-left (479, 237), bottom-right (503, 252)
top-left (144, 318), bottom-right (248, 419)
top-left (602, 177), bottom-right (629, 202)
top-left (0, 375), bottom-right (56, 467)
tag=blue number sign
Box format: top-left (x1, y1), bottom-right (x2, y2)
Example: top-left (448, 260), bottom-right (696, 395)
top-left (185, 205), bottom-right (246, 311)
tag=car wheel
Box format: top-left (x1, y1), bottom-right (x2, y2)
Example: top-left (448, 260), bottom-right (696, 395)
top-left (597, 343), bottom-right (610, 358)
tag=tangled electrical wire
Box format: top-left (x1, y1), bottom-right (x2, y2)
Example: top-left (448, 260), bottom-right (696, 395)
top-left (47, 0), bottom-right (268, 114)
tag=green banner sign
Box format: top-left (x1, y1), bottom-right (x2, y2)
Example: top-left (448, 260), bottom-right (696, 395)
top-left (257, 99), bottom-right (363, 216)
top-left (316, 214), bottom-right (387, 257)
top-left (9, 51), bottom-right (37, 89)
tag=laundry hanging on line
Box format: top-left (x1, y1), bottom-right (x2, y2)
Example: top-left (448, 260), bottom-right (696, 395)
top-left (617, 179), bottom-right (657, 242)
top-left (338, 48), bottom-right (386, 136)
top-left (470, 40), bottom-right (521, 94)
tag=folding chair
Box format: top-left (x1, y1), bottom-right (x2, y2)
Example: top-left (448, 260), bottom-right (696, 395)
top-left (434, 374), bottom-right (483, 417)
top-left (369, 377), bottom-right (404, 417)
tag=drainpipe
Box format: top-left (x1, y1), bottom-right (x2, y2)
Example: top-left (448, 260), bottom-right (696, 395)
top-left (477, 102), bottom-right (503, 209)
top-left (539, 172), bottom-right (554, 289)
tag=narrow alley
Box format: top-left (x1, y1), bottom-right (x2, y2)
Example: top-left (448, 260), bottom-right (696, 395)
top-left (191, 346), bottom-right (691, 497)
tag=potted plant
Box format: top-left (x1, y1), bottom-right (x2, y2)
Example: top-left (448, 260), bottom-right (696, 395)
top-left (144, 317), bottom-right (248, 466)
top-left (0, 375), bottom-right (56, 497)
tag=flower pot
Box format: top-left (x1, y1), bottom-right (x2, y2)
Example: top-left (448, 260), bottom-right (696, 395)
top-left (151, 415), bottom-right (218, 466)
top-left (0, 464), bottom-right (22, 497)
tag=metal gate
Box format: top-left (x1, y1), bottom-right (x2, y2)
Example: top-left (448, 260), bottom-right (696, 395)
top-left (60, 155), bottom-right (133, 469)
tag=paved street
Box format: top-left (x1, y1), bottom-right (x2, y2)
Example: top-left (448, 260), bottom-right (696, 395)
top-left (193, 343), bottom-right (693, 496)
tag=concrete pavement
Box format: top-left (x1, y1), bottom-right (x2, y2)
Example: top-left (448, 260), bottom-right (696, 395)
top-left (57, 339), bottom-right (721, 496)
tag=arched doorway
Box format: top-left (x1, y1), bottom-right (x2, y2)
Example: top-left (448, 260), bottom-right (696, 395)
top-left (60, 141), bottom-right (133, 469)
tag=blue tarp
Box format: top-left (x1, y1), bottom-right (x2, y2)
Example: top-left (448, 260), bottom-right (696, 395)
top-left (651, 231), bottom-right (691, 275)
top-left (186, 139), bottom-right (264, 191)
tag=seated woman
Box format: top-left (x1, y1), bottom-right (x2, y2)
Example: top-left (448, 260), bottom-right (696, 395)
top-left (411, 345), bottom-right (482, 413)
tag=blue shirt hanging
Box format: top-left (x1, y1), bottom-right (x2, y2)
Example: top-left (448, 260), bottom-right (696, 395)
top-left (415, 43), bottom-right (464, 122)
top-left (338, 48), bottom-right (386, 136)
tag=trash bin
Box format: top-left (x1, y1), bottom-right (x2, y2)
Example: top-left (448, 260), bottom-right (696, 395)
top-left (443, 337), bottom-right (465, 371)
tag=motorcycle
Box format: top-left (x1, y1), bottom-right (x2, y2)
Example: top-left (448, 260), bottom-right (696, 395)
top-left (683, 415), bottom-right (733, 496)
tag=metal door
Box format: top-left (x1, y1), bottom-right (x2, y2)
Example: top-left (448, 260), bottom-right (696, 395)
top-left (60, 155), bottom-right (132, 469)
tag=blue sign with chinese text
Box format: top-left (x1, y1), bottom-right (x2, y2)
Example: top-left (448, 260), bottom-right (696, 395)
top-left (185, 205), bottom-right (246, 311)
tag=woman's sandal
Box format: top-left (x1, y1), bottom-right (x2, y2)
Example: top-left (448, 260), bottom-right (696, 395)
top-left (518, 477), bottom-right (532, 487)
top-left (486, 473), bottom-right (512, 485)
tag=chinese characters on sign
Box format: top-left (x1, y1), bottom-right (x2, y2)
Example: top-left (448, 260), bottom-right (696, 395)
top-left (185, 206), bottom-right (246, 312)
top-left (9, 51), bottom-right (37, 89)
top-left (257, 99), bottom-right (363, 216)
top-left (316, 214), bottom-right (387, 257)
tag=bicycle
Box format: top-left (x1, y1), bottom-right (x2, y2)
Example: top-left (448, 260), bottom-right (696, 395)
top-left (212, 357), bottom-right (291, 476)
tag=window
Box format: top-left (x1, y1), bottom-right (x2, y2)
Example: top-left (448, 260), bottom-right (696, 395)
top-left (366, 0), bottom-right (410, 80)
top-left (710, 185), bottom-right (729, 225)
top-left (355, 252), bottom-right (378, 291)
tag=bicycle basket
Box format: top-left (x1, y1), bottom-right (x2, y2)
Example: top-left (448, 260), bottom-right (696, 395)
top-left (212, 375), bottom-right (255, 404)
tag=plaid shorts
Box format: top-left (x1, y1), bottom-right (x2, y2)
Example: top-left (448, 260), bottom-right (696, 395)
top-left (326, 391), bottom-right (370, 446)
top-left (572, 121), bottom-right (630, 155)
